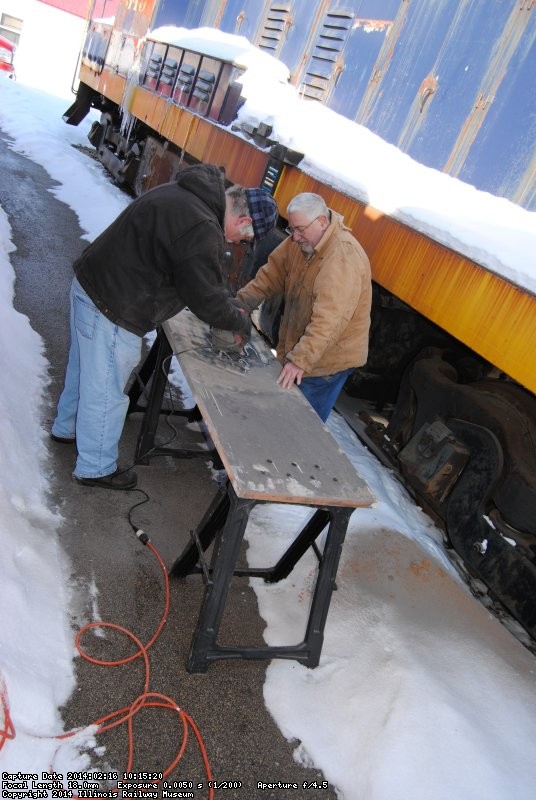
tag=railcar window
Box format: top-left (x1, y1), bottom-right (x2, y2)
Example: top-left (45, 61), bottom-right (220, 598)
top-left (192, 70), bottom-right (215, 103)
top-left (158, 58), bottom-right (179, 97)
top-left (144, 54), bottom-right (163, 90)
top-left (189, 55), bottom-right (222, 114)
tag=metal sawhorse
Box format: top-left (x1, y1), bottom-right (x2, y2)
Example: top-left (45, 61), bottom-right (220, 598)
top-left (133, 312), bottom-right (373, 672)
top-left (170, 479), bottom-right (354, 673)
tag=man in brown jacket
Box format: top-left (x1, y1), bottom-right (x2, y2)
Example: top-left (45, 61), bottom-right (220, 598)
top-left (237, 192), bottom-right (372, 422)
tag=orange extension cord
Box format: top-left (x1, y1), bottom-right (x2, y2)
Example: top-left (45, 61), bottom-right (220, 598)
top-left (0, 532), bottom-right (215, 799)
top-left (1, 673), bottom-right (15, 750)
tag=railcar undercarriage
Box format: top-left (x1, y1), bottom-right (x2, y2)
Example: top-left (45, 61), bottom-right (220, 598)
top-left (341, 306), bottom-right (536, 646)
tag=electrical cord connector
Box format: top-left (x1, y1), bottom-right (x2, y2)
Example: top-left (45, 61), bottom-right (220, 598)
top-left (136, 529), bottom-right (150, 545)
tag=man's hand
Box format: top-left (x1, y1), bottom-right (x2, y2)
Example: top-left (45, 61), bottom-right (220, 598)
top-left (277, 361), bottom-right (304, 389)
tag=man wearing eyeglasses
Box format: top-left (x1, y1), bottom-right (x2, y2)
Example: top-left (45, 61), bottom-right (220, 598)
top-left (237, 192), bottom-right (372, 423)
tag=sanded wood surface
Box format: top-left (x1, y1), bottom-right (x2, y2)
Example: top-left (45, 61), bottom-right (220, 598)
top-left (163, 312), bottom-right (374, 509)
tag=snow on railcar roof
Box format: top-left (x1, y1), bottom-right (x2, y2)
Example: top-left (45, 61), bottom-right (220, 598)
top-left (149, 25), bottom-right (290, 82)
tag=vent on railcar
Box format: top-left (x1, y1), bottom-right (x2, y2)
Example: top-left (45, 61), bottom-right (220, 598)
top-left (255, 3), bottom-right (292, 58)
top-left (300, 9), bottom-right (353, 102)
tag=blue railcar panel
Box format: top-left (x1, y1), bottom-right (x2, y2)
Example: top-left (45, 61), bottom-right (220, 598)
top-left (352, 0), bottom-right (400, 13)
top-left (459, 13), bottom-right (536, 209)
top-left (152, 0), bottom-right (204, 29)
top-left (217, 0), bottom-right (269, 41)
top-left (397, 0), bottom-right (514, 168)
top-left (357, 0), bottom-right (452, 138)
top-left (327, 20), bottom-right (390, 118)
top-left (353, 0), bottom-right (536, 209)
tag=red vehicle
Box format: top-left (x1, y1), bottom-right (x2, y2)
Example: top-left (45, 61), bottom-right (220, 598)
top-left (0, 34), bottom-right (16, 79)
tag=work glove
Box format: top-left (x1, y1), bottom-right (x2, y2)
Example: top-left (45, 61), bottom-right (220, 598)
top-left (211, 327), bottom-right (248, 353)
top-left (210, 297), bottom-right (252, 353)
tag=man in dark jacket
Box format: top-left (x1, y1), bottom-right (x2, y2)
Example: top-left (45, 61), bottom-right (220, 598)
top-left (51, 163), bottom-right (278, 490)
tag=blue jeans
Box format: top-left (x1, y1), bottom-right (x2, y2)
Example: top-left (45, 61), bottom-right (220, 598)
top-left (299, 368), bottom-right (355, 423)
top-left (52, 277), bottom-right (142, 478)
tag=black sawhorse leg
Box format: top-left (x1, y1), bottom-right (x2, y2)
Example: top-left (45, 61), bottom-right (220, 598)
top-left (170, 481), bottom-right (353, 673)
top-left (170, 485), bottom-right (231, 579)
top-left (128, 327), bottom-right (216, 464)
top-left (128, 329), bottom-right (170, 415)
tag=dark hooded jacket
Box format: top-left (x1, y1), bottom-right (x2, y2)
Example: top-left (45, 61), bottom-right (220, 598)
top-left (74, 163), bottom-right (247, 337)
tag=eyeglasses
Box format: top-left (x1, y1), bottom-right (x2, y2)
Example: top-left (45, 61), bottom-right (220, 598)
top-left (285, 216), bottom-right (320, 237)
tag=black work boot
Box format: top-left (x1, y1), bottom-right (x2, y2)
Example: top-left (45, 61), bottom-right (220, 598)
top-left (75, 467), bottom-right (137, 490)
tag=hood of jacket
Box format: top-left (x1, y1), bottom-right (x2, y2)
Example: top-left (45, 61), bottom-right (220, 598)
top-left (175, 163), bottom-right (226, 228)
